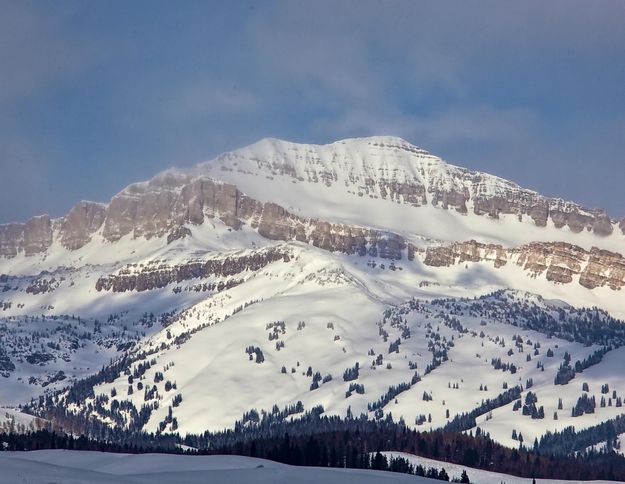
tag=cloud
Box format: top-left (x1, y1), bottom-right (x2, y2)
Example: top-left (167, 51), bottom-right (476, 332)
top-left (246, 1), bottom-right (625, 104)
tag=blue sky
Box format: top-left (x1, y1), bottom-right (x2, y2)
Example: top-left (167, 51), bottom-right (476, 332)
top-left (1, 0), bottom-right (624, 223)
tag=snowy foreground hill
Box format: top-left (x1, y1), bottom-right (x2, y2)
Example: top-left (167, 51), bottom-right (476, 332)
top-left (0, 450), bottom-right (433, 484)
top-left (1, 137), bottom-right (625, 476)
top-left (0, 450), bottom-right (614, 484)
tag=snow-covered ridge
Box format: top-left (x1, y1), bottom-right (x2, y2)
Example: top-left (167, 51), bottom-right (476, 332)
top-left (209, 136), bottom-right (501, 195)
top-left (0, 136), bottom-right (623, 265)
top-left (203, 136), bottom-right (614, 222)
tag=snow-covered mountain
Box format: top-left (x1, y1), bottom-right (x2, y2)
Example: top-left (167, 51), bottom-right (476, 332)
top-left (2, 137), bottom-right (624, 263)
top-left (1, 136), bottom-right (624, 457)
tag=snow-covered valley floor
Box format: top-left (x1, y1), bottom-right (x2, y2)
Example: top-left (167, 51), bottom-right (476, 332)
top-left (0, 449), bottom-right (620, 484)
top-left (0, 450), bottom-right (437, 484)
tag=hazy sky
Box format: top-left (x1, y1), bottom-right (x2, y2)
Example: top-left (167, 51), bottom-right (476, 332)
top-left (1, 0), bottom-right (624, 223)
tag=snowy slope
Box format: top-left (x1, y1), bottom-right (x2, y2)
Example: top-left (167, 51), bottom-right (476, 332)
top-left (383, 452), bottom-right (615, 484)
top-left (0, 450), bottom-right (439, 484)
top-left (22, 245), bottom-right (620, 456)
top-left (2, 450), bottom-right (616, 484)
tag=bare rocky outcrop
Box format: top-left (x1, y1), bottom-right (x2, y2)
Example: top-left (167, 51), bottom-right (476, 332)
top-left (423, 240), bottom-right (625, 290)
top-left (470, 192), bottom-right (612, 235)
top-left (424, 240), bottom-right (508, 268)
top-left (592, 211), bottom-right (614, 236)
top-left (61, 201), bottom-right (106, 250)
top-left (102, 176), bottom-right (243, 242)
top-left (24, 215), bottom-right (53, 256)
top-left (0, 215), bottom-right (54, 257)
top-left (579, 247), bottom-right (625, 289)
top-left (166, 226), bottom-right (192, 244)
top-left (99, 174), bottom-right (407, 259)
top-left (256, 202), bottom-right (405, 259)
top-left (95, 247), bottom-right (291, 292)
top-left (0, 173), bottom-right (407, 260)
top-left (516, 242), bottom-right (587, 284)
top-left (0, 223), bottom-right (24, 258)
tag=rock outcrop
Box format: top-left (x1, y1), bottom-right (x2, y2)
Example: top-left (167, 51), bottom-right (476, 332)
top-left (424, 240), bottom-right (508, 268)
top-left (95, 247), bottom-right (290, 292)
top-left (23, 215), bottom-right (53, 256)
top-left (61, 201), bottom-right (106, 250)
top-left (423, 240), bottom-right (625, 290)
top-left (0, 224), bottom-right (24, 258)
top-left (254, 202), bottom-right (405, 259)
top-left (102, 175), bottom-right (245, 242)
top-left (167, 226), bottom-right (192, 244)
top-left (0, 215), bottom-right (54, 257)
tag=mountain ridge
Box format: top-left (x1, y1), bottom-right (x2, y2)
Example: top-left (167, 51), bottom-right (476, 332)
top-left (0, 136), bottom-right (622, 262)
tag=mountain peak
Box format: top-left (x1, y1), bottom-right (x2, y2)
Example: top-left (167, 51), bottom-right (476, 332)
top-left (198, 135), bottom-right (445, 185)
top-left (230, 135), bottom-right (436, 159)
top-left (243, 135), bottom-right (425, 150)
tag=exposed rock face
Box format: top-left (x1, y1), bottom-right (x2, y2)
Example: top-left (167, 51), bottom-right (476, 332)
top-left (61, 201), bottom-right (106, 250)
top-left (0, 172), bottom-right (406, 260)
top-left (256, 203), bottom-right (405, 259)
top-left (424, 240), bottom-right (625, 290)
top-left (516, 242), bottom-right (587, 284)
top-left (23, 215), bottom-right (53, 256)
top-left (424, 240), bottom-right (508, 268)
top-left (257, 203), bottom-right (295, 240)
top-left (0, 224), bottom-right (24, 258)
top-left (95, 247), bottom-right (290, 292)
top-left (592, 211), bottom-right (614, 236)
top-left (579, 248), bottom-right (625, 289)
top-left (99, 173), bottom-right (407, 259)
top-left (102, 175), bottom-right (242, 242)
top-left (167, 226), bottom-right (192, 244)
top-left (0, 215), bottom-right (54, 257)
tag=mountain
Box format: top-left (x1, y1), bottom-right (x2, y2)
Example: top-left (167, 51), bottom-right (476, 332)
top-left (2, 137), bottom-right (624, 261)
top-left (1, 136), bottom-right (625, 460)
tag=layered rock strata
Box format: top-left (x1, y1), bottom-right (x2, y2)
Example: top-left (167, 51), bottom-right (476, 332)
top-left (423, 240), bottom-right (625, 290)
top-left (95, 247), bottom-right (291, 292)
